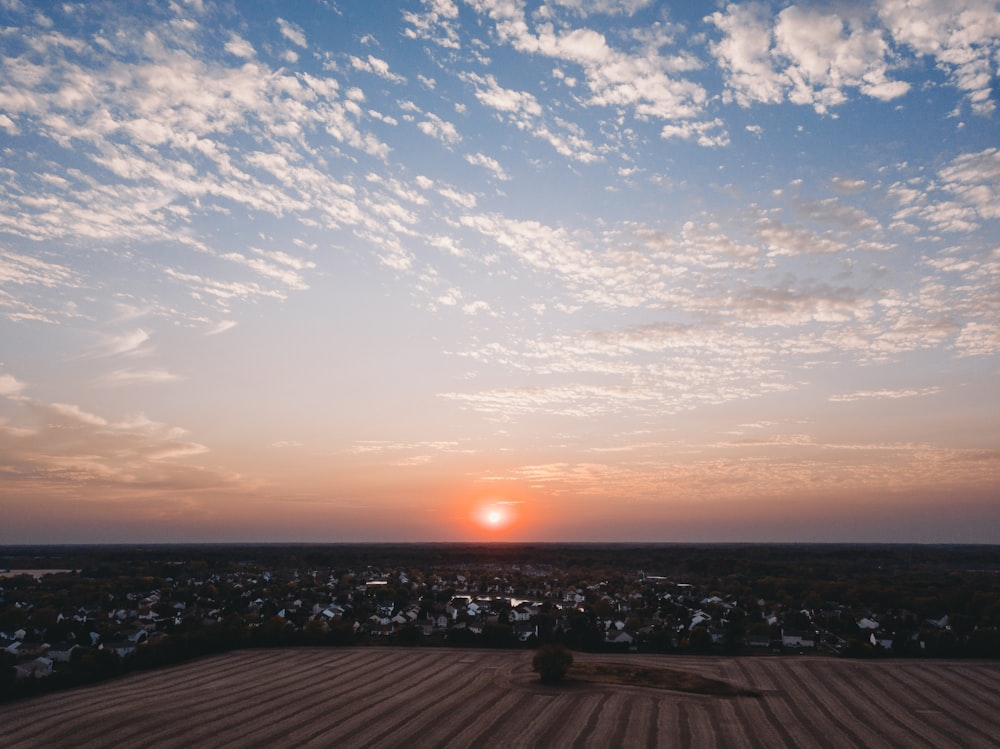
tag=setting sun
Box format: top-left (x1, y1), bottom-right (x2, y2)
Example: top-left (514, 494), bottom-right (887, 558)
top-left (471, 501), bottom-right (519, 533)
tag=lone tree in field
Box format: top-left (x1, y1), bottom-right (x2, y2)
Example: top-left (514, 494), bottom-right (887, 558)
top-left (532, 643), bottom-right (573, 684)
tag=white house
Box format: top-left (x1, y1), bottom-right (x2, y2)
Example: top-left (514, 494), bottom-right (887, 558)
top-left (15, 657), bottom-right (52, 680)
top-left (781, 629), bottom-right (815, 648)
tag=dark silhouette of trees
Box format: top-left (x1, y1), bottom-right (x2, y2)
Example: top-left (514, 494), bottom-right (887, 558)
top-left (532, 643), bottom-right (573, 684)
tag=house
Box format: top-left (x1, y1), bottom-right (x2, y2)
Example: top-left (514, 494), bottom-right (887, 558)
top-left (605, 630), bottom-right (635, 648)
top-left (103, 640), bottom-right (137, 658)
top-left (320, 605), bottom-right (345, 620)
top-left (870, 633), bottom-right (894, 649)
top-left (781, 629), bottom-right (815, 648)
top-left (1, 637), bottom-right (21, 656)
top-left (508, 606), bottom-right (532, 623)
top-left (512, 622), bottom-right (537, 642)
top-left (48, 642), bottom-right (80, 663)
top-left (414, 618), bottom-right (436, 636)
top-left (14, 657), bottom-right (53, 680)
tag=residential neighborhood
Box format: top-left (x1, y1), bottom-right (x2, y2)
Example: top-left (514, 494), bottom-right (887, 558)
top-left (2, 543), bottom-right (999, 700)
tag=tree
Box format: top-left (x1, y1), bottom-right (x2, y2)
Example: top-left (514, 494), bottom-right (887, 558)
top-left (687, 626), bottom-right (713, 653)
top-left (532, 643), bottom-right (573, 684)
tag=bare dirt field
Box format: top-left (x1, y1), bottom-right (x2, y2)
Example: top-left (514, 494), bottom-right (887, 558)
top-left (2, 648), bottom-right (998, 748)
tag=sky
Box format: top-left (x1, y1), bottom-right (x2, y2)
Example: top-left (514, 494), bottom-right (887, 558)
top-left (0, 0), bottom-right (998, 544)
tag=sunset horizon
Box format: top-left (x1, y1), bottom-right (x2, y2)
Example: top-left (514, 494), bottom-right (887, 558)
top-left (1, 1), bottom-right (997, 545)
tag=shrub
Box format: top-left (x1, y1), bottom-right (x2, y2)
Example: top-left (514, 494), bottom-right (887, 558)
top-left (532, 643), bottom-right (573, 684)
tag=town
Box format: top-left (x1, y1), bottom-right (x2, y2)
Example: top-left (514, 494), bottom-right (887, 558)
top-left (3, 543), bottom-right (999, 701)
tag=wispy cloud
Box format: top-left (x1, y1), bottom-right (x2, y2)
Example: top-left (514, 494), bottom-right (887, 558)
top-left (99, 368), bottom-right (183, 386)
top-left (829, 387), bottom-right (941, 403)
top-left (277, 18), bottom-right (307, 48)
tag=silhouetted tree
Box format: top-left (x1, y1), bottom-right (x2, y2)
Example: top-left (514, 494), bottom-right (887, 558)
top-left (532, 643), bottom-right (573, 684)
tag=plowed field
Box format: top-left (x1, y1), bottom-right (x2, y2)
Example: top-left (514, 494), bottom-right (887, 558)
top-left (2, 648), bottom-right (998, 748)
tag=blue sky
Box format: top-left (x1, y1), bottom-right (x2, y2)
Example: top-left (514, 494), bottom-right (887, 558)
top-left (0, 0), bottom-right (998, 543)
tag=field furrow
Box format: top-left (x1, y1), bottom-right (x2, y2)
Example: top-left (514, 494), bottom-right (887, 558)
top-left (128, 649), bottom-right (352, 748)
top-left (62, 649), bottom-right (411, 748)
top-left (684, 701), bottom-right (719, 749)
top-left (889, 663), bottom-right (1000, 747)
top-left (842, 662), bottom-right (956, 749)
top-left (569, 692), bottom-right (614, 749)
top-left (388, 667), bottom-right (522, 747)
top-left (714, 698), bottom-right (758, 749)
top-left (2, 648), bottom-right (285, 736)
top-left (337, 659), bottom-right (488, 747)
top-left (728, 660), bottom-right (804, 748)
top-left (430, 687), bottom-right (533, 747)
top-left (753, 659), bottom-right (839, 749)
top-left (15, 649), bottom-right (326, 748)
top-left (674, 701), bottom-right (693, 748)
top-left (475, 689), bottom-right (559, 747)
top-left (949, 663), bottom-right (1000, 696)
top-left (812, 660), bottom-right (920, 748)
top-left (278, 652), bottom-right (468, 746)
top-left (590, 692), bottom-right (641, 747)
top-left (3, 649), bottom-right (1000, 749)
top-left (647, 698), bottom-right (680, 748)
top-left (783, 659), bottom-right (886, 748)
top-left (619, 694), bottom-right (656, 748)
top-left (511, 688), bottom-right (598, 747)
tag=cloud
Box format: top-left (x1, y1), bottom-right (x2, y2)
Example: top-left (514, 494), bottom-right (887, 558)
top-left (350, 54), bottom-right (406, 83)
top-left (752, 218), bottom-right (848, 256)
top-left (830, 177), bottom-right (867, 194)
top-left (417, 112), bottom-right (461, 145)
top-left (661, 118), bottom-right (729, 147)
top-left (0, 373), bottom-right (26, 397)
top-left (0, 396), bottom-right (226, 499)
top-left (0, 113), bottom-right (19, 134)
top-left (222, 249), bottom-right (313, 291)
top-left (938, 148), bottom-right (1000, 222)
top-left (465, 152), bottom-right (510, 181)
top-left (708, 3), bottom-right (911, 114)
top-left (402, 0), bottom-right (462, 49)
top-left (877, 0), bottom-right (1000, 114)
top-left (206, 320), bottom-right (238, 335)
top-left (165, 268), bottom-right (287, 304)
top-left (99, 329), bottom-right (152, 358)
top-left (888, 148), bottom-right (1000, 233)
top-left (458, 69), bottom-right (603, 161)
top-left (224, 33), bottom-right (255, 58)
top-left (556, 0), bottom-right (655, 15)
top-left (706, 3), bottom-right (786, 106)
top-left (453, 0), bottom-right (715, 146)
top-left (829, 387), bottom-right (942, 402)
top-left (99, 368), bottom-right (183, 386)
top-left (277, 17), bottom-right (307, 48)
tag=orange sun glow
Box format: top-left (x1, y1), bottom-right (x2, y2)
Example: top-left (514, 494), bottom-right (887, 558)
top-left (472, 501), bottom-right (517, 533)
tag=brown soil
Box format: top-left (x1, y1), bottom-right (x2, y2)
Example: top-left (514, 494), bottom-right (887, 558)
top-left (567, 660), bottom-right (759, 696)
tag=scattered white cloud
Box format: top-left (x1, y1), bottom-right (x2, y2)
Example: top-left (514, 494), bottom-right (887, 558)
top-left (465, 151), bottom-right (510, 180)
top-left (0, 373), bottom-right (26, 397)
top-left (829, 387), bottom-right (941, 402)
top-left (350, 54), bottom-right (406, 83)
top-left (224, 33), bottom-right (255, 58)
top-left (708, 3), bottom-right (911, 114)
top-left (417, 112), bottom-right (461, 145)
top-left (877, 0), bottom-right (1000, 114)
top-left (99, 368), bottom-right (183, 386)
top-left (277, 17), bottom-right (307, 48)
